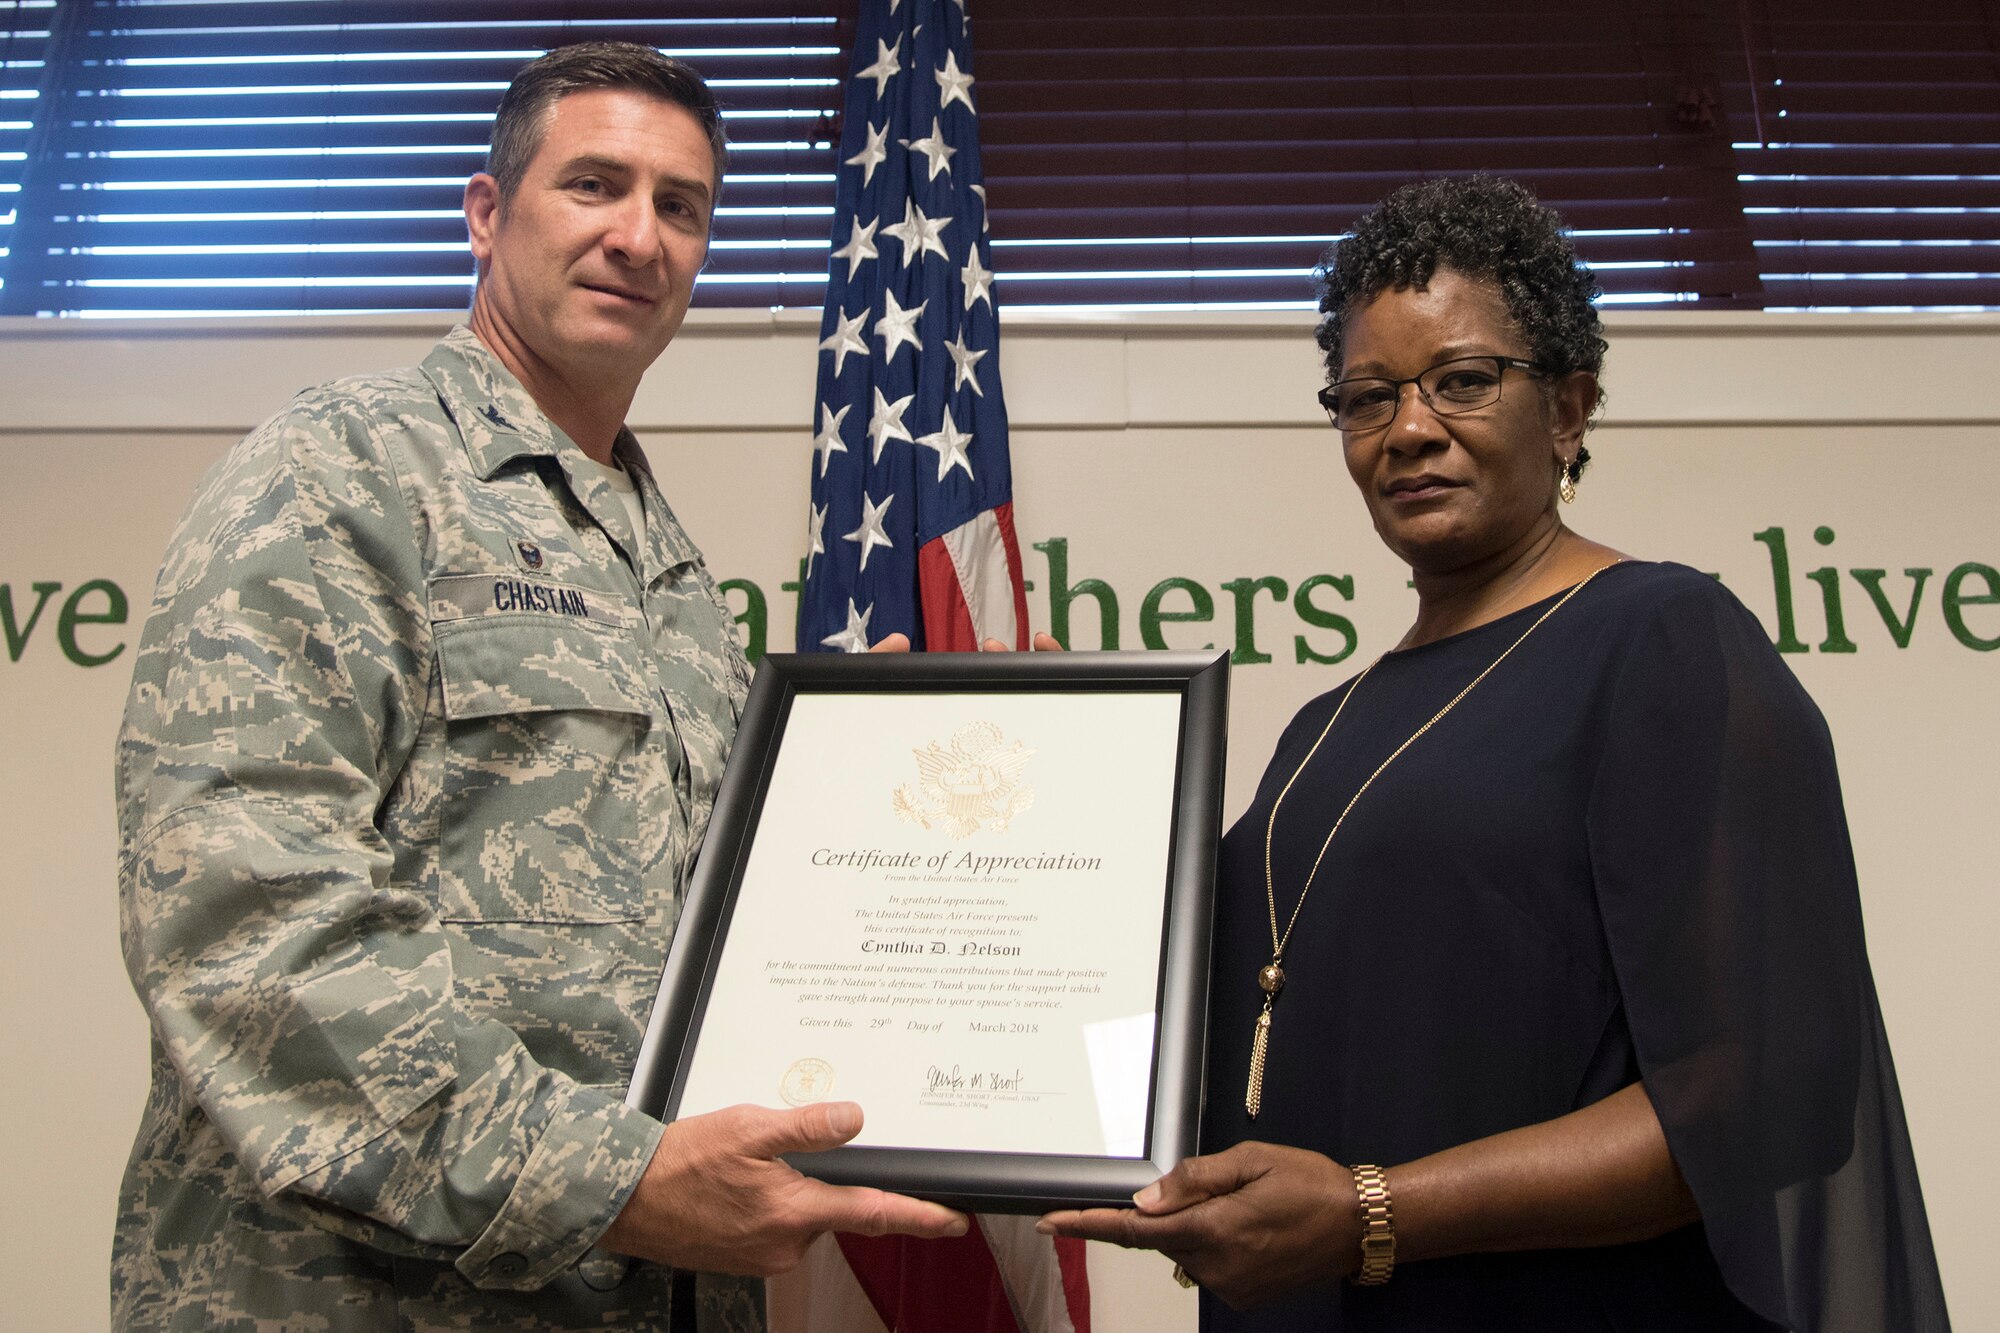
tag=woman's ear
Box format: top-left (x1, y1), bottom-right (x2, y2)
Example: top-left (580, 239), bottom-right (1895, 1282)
top-left (1548, 370), bottom-right (1598, 452)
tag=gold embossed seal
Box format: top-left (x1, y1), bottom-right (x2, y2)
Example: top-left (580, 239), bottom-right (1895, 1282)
top-left (780, 1057), bottom-right (836, 1106)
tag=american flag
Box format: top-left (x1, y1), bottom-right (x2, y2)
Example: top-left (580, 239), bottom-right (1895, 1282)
top-left (796, 0), bottom-right (1028, 655)
top-left (781, 4), bottom-right (1086, 1329)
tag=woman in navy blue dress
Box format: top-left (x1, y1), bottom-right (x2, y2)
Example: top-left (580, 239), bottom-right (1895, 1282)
top-left (1042, 177), bottom-right (1948, 1332)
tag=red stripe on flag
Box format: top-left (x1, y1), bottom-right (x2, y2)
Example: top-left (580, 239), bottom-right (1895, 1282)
top-left (918, 502), bottom-right (1029, 652)
top-left (917, 533), bottom-right (981, 652)
top-left (836, 1233), bottom-right (1022, 1333)
top-left (1056, 1235), bottom-right (1092, 1333)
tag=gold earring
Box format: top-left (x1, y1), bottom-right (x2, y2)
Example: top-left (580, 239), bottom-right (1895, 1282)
top-left (1558, 460), bottom-right (1578, 505)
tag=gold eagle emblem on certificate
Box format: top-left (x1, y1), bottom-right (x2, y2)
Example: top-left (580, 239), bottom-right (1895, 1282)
top-left (893, 721), bottom-right (1036, 840)
top-left (780, 1058), bottom-right (835, 1106)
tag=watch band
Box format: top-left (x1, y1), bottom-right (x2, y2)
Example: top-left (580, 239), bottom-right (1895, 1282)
top-left (1349, 1163), bottom-right (1395, 1285)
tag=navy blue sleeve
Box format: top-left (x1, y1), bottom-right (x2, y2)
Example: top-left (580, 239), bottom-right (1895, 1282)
top-left (1586, 576), bottom-right (1948, 1332)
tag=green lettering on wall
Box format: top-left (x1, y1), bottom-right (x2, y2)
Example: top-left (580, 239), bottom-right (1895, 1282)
top-left (1293, 574), bottom-right (1357, 665)
top-left (1804, 527), bottom-right (1857, 654)
top-left (1139, 577), bottom-right (1214, 651)
top-left (1751, 527), bottom-right (1809, 653)
top-left (56, 580), bottom-right (128, 667)
top-left (1033, 537), bottom-right (1118, 650)
top-left (1, 581), bottom-right (62, 662)
top-left (1849, 568), bottom-right (1932, 649)
top-left (1940, 562), bottom-right (2000, 651)
top-left (718, 578), bottom-right (768, 664)
top-left (780, 557), bottom-right (807, 649)
top-left (1220, 576), bottom-right (1287, 665)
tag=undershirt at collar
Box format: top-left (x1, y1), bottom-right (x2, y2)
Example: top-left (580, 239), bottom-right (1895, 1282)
top-left (570, 450), bottom-right (646, 555)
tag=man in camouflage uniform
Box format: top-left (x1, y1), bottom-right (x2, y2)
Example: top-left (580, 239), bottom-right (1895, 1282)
top-left (112, 43), bottom-right (962, 1333)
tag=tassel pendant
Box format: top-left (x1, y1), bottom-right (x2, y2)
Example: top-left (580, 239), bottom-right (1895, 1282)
top-left (1245, 1001), bottom-right (1272, 1119)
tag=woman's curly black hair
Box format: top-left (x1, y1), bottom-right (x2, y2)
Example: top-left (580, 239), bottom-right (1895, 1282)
top-left (1315, 176), bottom-right (1608, 470)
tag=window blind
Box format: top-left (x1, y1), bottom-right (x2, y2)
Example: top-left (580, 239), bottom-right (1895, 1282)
top-left (970, 0), bottom-right (1766, 313)
top-left (0, 0), bottom-right (55, 295)
top-left (1724, 0), bottom-right (2000, 311)
top-left (2, 0), bottom-right (843, 317)
top-left (6, 1), bottom-right (1993, 317)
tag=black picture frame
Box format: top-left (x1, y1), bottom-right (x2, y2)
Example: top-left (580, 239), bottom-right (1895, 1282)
top-left (627, 649), bottom-right (1228, 1214)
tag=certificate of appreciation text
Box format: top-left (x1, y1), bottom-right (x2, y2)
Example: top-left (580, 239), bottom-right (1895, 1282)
top-left (674, 689), bottom-right (1181, 1158)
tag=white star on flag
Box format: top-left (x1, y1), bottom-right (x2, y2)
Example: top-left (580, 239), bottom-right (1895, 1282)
top-left (818, 308), bottom-right (870, 375)
top-left (873, 290), bottom-right (927, 362)
top-left (820, 598), bottom-right (874, 653)
top-left (867, 387), bottom-right (916, 460)
top-left (843, 491), bottom-right (895, 571)
top-left (971, 183), bottom-right (989, 234)
top-left (813, 403), bottom-right (851, 476)
top-left (944, 329), bottom-right (987, 397)
top-left (844, 120), bottom-right (890, 186)
top-left (882, 197), bottom-right (952, 267)
top-left (831, 216), bottom-right (880, 280)
top-left (916, 406), bottom-right (975, 481)
top-left (806, 501), bottom-right (826, 576)
top-left (960, 247), bottom-right (995, 312)
top-left (935, 49), bottom-right (976, 114)
top-left (859, 38), bottom-right (902, 98)
top-left (901, 116), bottom-right (958, 180)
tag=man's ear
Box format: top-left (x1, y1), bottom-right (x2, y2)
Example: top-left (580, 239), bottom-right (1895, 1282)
top-left (465, 173), bottom-right (502, 266)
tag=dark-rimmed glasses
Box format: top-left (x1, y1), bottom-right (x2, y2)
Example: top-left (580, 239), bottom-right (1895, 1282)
top-left (1318, 356), bottom-right (1544, 431)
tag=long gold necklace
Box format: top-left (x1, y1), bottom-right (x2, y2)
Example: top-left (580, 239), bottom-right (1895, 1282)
top-left (1246, 563), bottom-right (1619, 1119)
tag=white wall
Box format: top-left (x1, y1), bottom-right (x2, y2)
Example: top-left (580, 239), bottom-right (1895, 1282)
top-left (2, 308), bottom-right (1994, 1329)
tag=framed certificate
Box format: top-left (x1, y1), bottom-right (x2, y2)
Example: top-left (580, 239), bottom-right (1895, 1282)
top-left (628, 649), bottom-right (1227, 1213)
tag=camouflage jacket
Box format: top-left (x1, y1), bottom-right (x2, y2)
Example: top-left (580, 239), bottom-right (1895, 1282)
top-left (113, 326), bottom-right (762, 1332)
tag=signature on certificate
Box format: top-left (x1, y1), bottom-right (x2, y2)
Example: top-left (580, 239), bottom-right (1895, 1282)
top-left (925, 1063), bottom-right (1027, 1093)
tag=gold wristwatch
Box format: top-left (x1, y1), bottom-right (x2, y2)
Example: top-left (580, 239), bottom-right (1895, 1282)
top-left (1350, 1164), bottom-right (1395, 1285)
